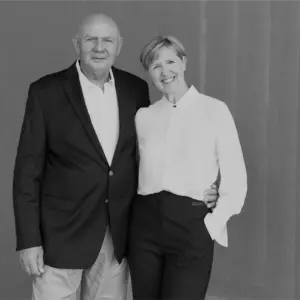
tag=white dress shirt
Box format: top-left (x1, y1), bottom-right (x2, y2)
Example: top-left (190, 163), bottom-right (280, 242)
top-left (135, 85), bottom-right (247, 247)
top-left (76, 61), bottom-right (119, 165)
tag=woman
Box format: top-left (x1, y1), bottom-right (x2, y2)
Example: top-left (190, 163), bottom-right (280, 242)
top-left (128, 36), bottom-right (247, 300)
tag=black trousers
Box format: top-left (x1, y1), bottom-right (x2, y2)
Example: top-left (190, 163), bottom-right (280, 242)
top-left (128, 191), bottom-right (214, 300)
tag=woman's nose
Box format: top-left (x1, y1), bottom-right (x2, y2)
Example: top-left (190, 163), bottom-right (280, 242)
top-left (160, 65), bottom-right (168, 76)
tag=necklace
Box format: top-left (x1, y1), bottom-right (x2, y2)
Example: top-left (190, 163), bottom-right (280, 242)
top-left (166, 97), bottom-right (177, 108)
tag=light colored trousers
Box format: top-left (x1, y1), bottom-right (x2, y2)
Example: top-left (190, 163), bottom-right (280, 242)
top-left (32, 228), bottom-right (129, 300)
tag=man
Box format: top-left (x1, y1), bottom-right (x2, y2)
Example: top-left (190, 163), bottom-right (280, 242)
top-left (13, 13), bottom-right (218, 300)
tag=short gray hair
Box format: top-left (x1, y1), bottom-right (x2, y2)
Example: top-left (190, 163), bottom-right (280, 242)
top-left (140, 35), bottom-right (186, 71)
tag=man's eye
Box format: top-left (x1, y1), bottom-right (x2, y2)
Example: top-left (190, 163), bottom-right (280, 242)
top-left (167, 60), bottom-right (174, 64)
top-left (103, 39), bottom-right (114, 43)
top-left (85, 37), bottom-right (96, 42)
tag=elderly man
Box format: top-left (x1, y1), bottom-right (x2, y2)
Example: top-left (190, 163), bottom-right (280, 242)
top-left (13, 13), bottom-right (218, 300)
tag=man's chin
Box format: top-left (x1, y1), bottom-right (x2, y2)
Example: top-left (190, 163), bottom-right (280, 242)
top-left (90, 63), bottom-right (111, 74)
top-left (91, 58), bottom-right (107, 63)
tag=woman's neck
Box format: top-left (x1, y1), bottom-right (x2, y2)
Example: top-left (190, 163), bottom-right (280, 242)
top-left (165, 82), bottom-right (189, 104)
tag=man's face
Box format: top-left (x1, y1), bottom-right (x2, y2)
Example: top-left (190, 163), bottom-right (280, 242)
top-left (74, 19), bottom-right (122, 76)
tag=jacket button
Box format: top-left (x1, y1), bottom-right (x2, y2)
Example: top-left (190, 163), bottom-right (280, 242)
top-left (105, 199), bottom-right (108, 203)
top-left (109, 170), bottom-right (114, 176)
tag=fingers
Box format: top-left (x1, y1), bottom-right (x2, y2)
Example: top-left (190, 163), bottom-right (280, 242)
top-left (37, 249), bottom-right (45, 274)
top-left (203, 184), bottom-right (218, 210)
top-left (20, 256), bottom-right (35, 276)
top-left (203, 194), bottom-right (218, 202)
top-left (203, 183), bottom-right (219, 204)
top-left (203, 191), bottom-right (218, 202)
top-left (22, 257), bottom-right (40, 276)
top-left (29, 260), bottom-right (42, 276)
top-left (206, 201), bottom-right (217, 209)
top-left (203, 199), bottom-right (217, 209)
top-left (19, 253), bottom-right (29, 274)
top-left (22, 261), bottom-right (31, 275)
top-left (19, 247), bottom-right (44, 276)
top-left (204, 186), bottom-right (218, 195)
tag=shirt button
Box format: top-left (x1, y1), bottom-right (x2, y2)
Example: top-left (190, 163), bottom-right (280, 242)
top-left (105, 199), bottom-right (108, 203)
top-left (109, 170), bottom-right (114, 176)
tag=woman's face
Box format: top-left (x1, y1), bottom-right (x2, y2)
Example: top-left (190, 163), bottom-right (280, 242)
top-left (148, 46), bottom-right (186, 95)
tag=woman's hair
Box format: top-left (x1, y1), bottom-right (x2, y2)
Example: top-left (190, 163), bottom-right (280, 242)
top-left (140, 35), bottom-right (186, 71)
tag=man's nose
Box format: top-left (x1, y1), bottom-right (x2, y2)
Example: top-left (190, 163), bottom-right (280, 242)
top-left (94, 39), bottom-right (105, 51)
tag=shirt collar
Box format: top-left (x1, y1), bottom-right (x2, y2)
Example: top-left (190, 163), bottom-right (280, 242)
top-left (162, 85), bottom-right (199, 108)
top-left (76, 60), bottom-right (115, 89)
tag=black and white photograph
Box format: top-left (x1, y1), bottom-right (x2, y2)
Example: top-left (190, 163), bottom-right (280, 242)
top-left (0, 0), bottom-right (299, 299)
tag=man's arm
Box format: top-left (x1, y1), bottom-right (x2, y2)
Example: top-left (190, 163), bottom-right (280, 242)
top-left (203, 183), bottom-right (219, 209)
top-left (204, 102), bottom-right (247, 246)
top-left (13, 83), bottom-right (46, 275)
top-left (135, 80), bottom-right (150, 165)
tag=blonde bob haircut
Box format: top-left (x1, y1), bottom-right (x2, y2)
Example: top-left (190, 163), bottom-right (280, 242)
top-left (140, 35), bottom-right (186, 71)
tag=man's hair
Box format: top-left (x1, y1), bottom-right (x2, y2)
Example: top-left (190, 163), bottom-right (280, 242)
top-left (140, 35), bottom-right (186, 71)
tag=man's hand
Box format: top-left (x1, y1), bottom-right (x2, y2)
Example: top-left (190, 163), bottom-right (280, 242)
top-left (19, 246), bottom-right (45, 276)
top-left (203, 183), bottom-right (219, 210)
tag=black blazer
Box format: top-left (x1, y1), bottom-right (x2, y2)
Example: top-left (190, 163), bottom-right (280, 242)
top-left (13, 63), bottom-right (150, 269)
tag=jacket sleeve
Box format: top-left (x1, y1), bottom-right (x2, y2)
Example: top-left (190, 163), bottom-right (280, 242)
top-left (140, 80), bottom-right (151, 108)
top-left (13, 83), bottom-right (46, 251)
top-left (134, 80), bottom-right (150, 165)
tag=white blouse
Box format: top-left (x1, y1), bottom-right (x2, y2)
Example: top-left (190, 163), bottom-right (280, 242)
top-left (135, 86), bottom-right (247, 247)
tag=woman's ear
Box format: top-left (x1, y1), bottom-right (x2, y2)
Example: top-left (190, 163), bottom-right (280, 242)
top-left (182, 56), bottom-right (187, 71)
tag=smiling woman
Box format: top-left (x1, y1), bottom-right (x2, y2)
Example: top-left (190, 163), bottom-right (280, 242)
top-left (140, 36), bottom-right (188, 106)
top-left (128, 34), bottom-right (247, 300)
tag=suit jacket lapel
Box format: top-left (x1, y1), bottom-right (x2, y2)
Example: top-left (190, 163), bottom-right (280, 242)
top-left (111, 67), bottom-right (132, 168)
top-left (62, 63), bottom-right (109, 167)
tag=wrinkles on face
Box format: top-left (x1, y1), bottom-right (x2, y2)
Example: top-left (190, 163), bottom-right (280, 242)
top-left (73, 14), bottom-right (122, 82)
top-left (149, 47), bottom-right (187, 96)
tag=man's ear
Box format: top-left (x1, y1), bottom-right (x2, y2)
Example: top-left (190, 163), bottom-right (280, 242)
top-left (72, 36), bottom-right (80, 56)
top-left (116, 36), bottom-right (123, 56)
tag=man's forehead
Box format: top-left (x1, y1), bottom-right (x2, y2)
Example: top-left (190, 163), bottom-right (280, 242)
top-left (79, 16), bottom-right (120, 37)
top-left (83, 24), bottom-right (118, 36)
